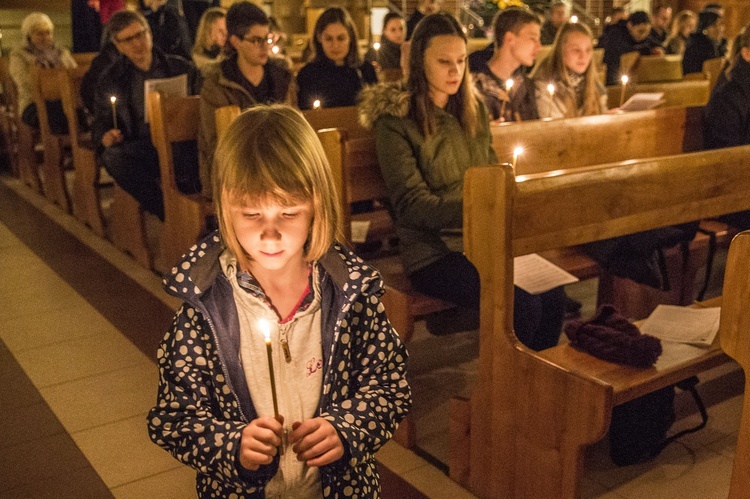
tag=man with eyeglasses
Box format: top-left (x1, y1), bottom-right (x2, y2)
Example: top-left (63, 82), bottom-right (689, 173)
top-left (198, 1), bottom-right (292, 199)
top-left (91, 10), bottom-right (201, 221)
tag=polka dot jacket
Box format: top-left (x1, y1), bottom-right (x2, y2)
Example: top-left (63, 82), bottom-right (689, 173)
top-left (147, 232), bottom-right (412, 498)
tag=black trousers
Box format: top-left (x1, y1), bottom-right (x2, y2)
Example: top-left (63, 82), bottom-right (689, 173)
top-left (101, 139), bottom-right (164, 220)
top-left (409, 251), bottom-right (566, 351)
top-left (22, 102), bottom-right (70, 135)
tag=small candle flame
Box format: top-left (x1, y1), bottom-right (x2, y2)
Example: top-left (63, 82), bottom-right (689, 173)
top-left (570, 15), bottom-right (579, 23)
top-left (513, 146), bottom-right (524, 158)
top-left (547, 83), bottom-right (555, 95)
top-left (312, 99), bottom-right (321, 109)
top-left (110, 95), bottom-right (117, 104)
top-left (373, 42), bottom-right (380, 50)
top-left (505, 79), bottom-right (514, 92)
top-left (271, 45), bottom-right (280, 54)
top-left (621, 75), bottom-right (629, 85)
top-left (259, 319), bottom-right (271, 344)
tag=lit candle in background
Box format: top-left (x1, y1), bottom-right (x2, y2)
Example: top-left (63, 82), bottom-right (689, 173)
top-left (512, 146), bottom-right (523, 173)
top-left (500, 78), bottom-right (515, 121)
top-left (312, 99), bottom-right (321, 110)
top-left (259, 319), bottom-right (280, 418)
top-left (619, 74), bottom-right (629, 107)
top-left (110, 96), bottom-right (118, 130)
top-left (373, 42), bottom-right (380, 51)
top-left (546, 83), bottom-right (555, 117)
top-left (271, 45), bottom-right (280, 55)
top-left (570, 15), bottom-right (579, 23)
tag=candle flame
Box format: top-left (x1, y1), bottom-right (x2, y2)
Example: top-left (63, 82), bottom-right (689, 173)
top-left (259, 319), bottom-right (271, 343)
top-left (513, 146), bottom-right (524, 158)
top-left (312, 99), bottom-right (321, 109)
top-left (271, 45), bottom-right (280, 54)
top-left (505, 79), bottom-right (514, 91)
top-left (110, 95), bottom-right (117, 104)
top-left (570, 15), bottom-right (579, 23)
top-left (621, 75), bottom-right (629, 85)
top-left (373, 42), bottom-right (380, 50)
top-left (547, 83), bottom-right (555, 95)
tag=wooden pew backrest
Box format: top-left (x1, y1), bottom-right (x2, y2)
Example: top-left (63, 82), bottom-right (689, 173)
top-left (607, 79), bottom-right (711, 109)
top-left (492, 105), bottom-right (703, 175)
top-left (634, 54), bottom-right (683, 82)
top-left (458, 144), bottom-right (750, 497)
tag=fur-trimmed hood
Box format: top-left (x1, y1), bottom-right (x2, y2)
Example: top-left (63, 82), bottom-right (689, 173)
top-left (358, 82), bottom-right (410, 129)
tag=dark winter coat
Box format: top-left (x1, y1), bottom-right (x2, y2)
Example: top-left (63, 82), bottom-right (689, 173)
top-left (598, 20), bottom-right (661, 85)
top-left (704, 59), bottom-right (750, 149)
top-left (296, 57), bottom-right (377, 110)
top-left (91, 47), bottom-right (200, 152)
top-left (682, 32), bottom-right (721, 75)
top-left (148, 233), bottom-right (411, 497)
top-left (358, 83), bottom-right (497, 274)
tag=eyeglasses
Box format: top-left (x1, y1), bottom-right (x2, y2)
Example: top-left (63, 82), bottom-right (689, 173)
top-left (115, 29), bottom-right (148, 45)
top-left (242, 35), bottom-right (274, 46)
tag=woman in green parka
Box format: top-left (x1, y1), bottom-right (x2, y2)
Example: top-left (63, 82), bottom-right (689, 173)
top-left (358, 12), bottom-right (565, 349)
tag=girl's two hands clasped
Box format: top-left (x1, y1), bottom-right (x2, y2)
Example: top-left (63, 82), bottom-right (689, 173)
top-left (239, 415), bottom-right (344, 470)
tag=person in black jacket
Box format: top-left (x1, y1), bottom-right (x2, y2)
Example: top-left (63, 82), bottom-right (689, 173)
top-left (295, 7), bottom-right (376, 110)
top-left (93, 10), bottom-right (200, 220)
top-left (598, 11), bottom-right (663, 85)
top-left (139, 0), bottom-right (192, 60)
top-left (703, 25), bottom-right (750, 231)
top-left (682, 10), bottom-right (725, 75)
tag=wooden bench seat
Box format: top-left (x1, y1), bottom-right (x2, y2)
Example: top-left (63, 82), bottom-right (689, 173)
top-left (450, 143), bottom-right (750, 498)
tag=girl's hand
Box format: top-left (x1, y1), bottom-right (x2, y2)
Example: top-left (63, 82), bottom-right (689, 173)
top-left (289, 417), bottom-right (344, 467)
top-left (239, 416), bottom-right (284, 471)
top-left (101, 129), bottom-right (123, 148)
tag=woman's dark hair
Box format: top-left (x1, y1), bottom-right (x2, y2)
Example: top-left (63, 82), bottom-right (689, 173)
top-left (312, 7), bottom-right (361, 68)
top-left (408, 12), bottom-right (479, 137)
top-left (382, 11), bottom-right (405, 31)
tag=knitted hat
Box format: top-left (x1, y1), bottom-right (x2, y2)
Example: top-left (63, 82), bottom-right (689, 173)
top-left (698, 11), bottom-right (721, 33)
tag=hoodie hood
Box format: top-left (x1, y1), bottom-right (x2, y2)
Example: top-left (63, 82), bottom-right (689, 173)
top-left (163, 231), bottom-right (385, 306)
top-left (358, 82), bottom-right (410, 129)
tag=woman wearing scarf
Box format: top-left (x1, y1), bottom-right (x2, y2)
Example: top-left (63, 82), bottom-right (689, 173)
top-left (9, 12), bottom-right (78, 134)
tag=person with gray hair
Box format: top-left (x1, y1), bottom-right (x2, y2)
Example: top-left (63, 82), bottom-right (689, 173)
top-left (91, 9), bottom-right (201, 221)
top-left (9, 12), bottom-right (77, 134)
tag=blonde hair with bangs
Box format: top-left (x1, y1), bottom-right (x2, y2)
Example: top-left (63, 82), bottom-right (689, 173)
top-left (213, 105), bottom-right (343, 270)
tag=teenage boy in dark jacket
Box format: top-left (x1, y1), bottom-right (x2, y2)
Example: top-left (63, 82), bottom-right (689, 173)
top-left (598, 11), bottom-right (663, 85)
top-left (92, 10), bottom-right (200, 220)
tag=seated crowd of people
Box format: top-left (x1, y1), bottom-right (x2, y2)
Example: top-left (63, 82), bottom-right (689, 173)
top-left (5, 1), bottom-right (750, 351)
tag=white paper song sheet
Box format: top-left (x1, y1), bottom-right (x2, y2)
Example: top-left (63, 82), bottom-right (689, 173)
top-left (350, 220), bottom-right (371, 244)
top-left (640, 305), bottom-right (721, 347)
top-left (143, 74), bottom-right (188, 122)
top-left (513, 253), bottom-right (579, 295)
top-left (619, 92), bottom-right (665, 112)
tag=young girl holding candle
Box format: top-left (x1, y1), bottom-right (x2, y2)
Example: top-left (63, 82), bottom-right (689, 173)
top-left (358, 12), bottom-right (565, 348)
top-left (148, 105), bottom-right (411, 498)
top-left (533, 22), bottom-right (607, 119)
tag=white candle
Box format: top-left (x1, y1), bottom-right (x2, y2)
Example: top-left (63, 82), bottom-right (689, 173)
top-left (110, 96), bottom-right (118, 130)
top-left (258, 319), bottom-right (279, 418)
top-left (512, 146), bottom-right (523, 173)
top-left (546, 83), bottom-right (555, 117)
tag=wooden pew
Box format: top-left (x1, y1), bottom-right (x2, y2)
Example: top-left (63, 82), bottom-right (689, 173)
top-left (492, 105), bottom-right (703, 175)
top-left (58, 66), bottom-right (106, 237)
top-left (4, 65), bottom-right (43, 192)
top-left (147, 92), bottom-right (212, 273)
top-left (719, 231), bottom-right (750, 498)
top-left (701, 56), bottom-right (725, 92)
top-left (30, 66), bottom-right (72, 212)
top-left (630, 54), bottom-right (684, 83)
top-left (450, 143), bottom-right (750, 498)
top-left (607, 78), bottom-right (711, 108)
